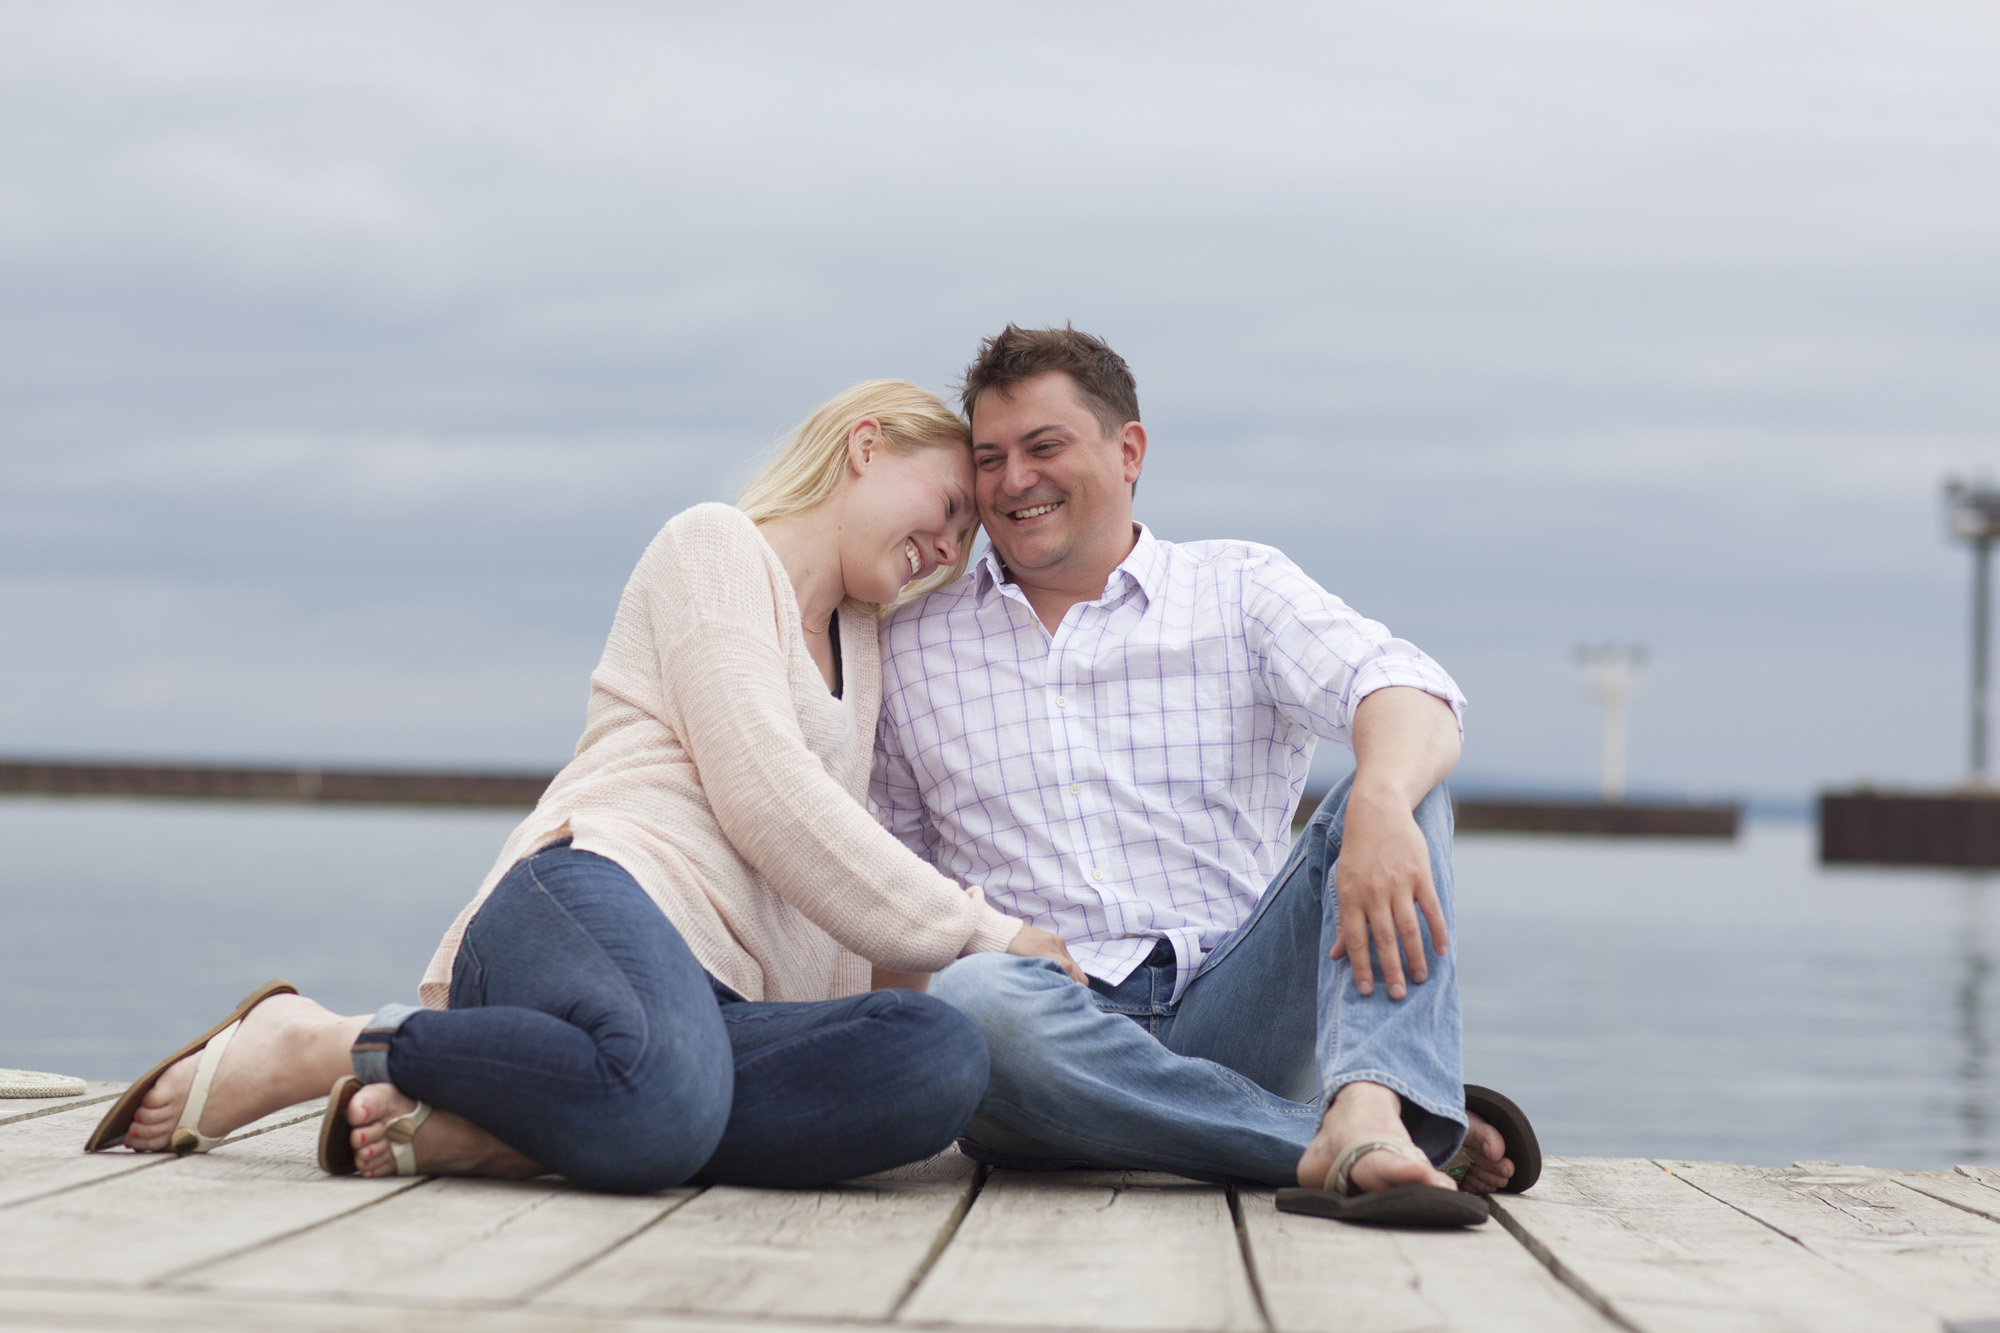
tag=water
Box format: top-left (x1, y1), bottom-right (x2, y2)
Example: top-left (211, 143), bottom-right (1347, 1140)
top-left (4, 799), bottom-right (1995, 1169)
top-left (1457, 823), bottom-right (2000, 1169)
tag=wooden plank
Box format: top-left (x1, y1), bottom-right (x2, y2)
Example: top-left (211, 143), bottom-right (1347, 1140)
top-left (0, 1117), bottom-right (412, 1287)
top-left (0, 1284), bottom-right (845, 1331)
top-left (0, 1097), bottom-right (326, 1211)
top-left (1490, 1157), bottom-right (1936, 1333)
top-left (1237, 1186), bottom-right (1616, 1333)
top-left (0, 1100), bottom-right (171, 1209)
top-left (1958, 1164), bottom-right (2000, 1192)
top-left (540, 1159), bottom-right (975, 1320)
top-left (1883, 1167), bottom-right (2000, 1225)
top-left (179, 1177), bottom-right (692, 1306)
top-left (1670, 1158), bottom-right (2000, 1326)
top-left (0, 1081), bottom-right (123, 1127)
top-left (899, 1170), bottom-right (1262, 1330)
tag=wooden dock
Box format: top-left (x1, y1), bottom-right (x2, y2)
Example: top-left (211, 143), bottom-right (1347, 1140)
top-left (5, 1087), bottom-right (2000, 1331)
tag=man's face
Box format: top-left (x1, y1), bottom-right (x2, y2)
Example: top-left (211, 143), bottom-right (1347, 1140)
top-left (971, 372), bottom-right (1145, 587)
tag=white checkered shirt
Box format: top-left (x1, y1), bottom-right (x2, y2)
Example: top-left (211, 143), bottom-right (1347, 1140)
top-left (870, 524), bottom-right (1467, 999)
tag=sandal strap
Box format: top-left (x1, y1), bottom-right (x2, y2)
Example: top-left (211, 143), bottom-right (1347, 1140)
top-left (1326, 1138), bottom-right (1431, 1196)
top-left (384, 1102), bottom-right (432, 1176)
top-left (168, 1020), bottom-right (238, 1156)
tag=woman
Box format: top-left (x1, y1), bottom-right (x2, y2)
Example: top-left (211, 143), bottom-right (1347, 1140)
top-left (88, 380), bottom-right (1083, 1191)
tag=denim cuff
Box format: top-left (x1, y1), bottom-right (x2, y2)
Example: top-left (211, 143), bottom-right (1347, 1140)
top-left (350, 1002), bottom-right (422, 1085)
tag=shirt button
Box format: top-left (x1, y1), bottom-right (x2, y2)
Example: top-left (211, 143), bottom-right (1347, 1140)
top-left (1056, 696), bottom-right (1069, 708)
top-left (1092, 868), bottom-right (1104, 880)
top-left (1069, 783), bottom-right (1080, 795)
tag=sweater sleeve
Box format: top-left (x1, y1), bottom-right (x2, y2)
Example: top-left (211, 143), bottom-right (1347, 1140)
top-left (651, 511), bottom-right (1020, 970)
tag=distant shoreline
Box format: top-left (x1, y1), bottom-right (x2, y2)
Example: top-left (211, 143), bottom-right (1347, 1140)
top-left (0, 759), bottom-right (1761, 838)
top-left (0, 759), bottom-right (551, 808)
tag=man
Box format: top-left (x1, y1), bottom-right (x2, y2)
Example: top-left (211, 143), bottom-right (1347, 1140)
top-left (871, 325), bottom-right (1521, 1212)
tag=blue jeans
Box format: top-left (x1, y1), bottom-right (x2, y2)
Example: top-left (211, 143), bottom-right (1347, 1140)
top-left (929, 777), bottom-right (1464, 1186)
top-left (353, 843), bottom-right (990, 1193)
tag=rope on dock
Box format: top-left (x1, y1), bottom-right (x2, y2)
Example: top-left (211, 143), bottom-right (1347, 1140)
top-left (0, 1069), bottom-right (87, 1098)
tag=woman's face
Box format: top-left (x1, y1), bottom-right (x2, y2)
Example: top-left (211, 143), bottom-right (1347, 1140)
top-left (840, 438), bottom-right (978, 605)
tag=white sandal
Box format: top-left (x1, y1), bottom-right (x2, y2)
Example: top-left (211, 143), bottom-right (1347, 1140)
top-left (382, 1100), bottom-right (433, 1175)
top-left (318, 1079), bottom-right (432, 1176)
top-left (85, 979), bottom-right (297, 1154)
top-left (167, 1018), bottom-right (245, 1154)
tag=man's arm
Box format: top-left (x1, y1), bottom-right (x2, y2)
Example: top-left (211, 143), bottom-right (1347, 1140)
top-left (1331, 685), bottom-right (1461, 999)
top-left (1237, 551), bottom-right (1465, 999)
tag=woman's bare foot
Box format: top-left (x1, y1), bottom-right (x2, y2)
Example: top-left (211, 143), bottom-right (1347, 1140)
top-left (1295, 1081), bottom-right (1458, 1193)
top-left (1454, 1112), bottom-right (1515, 1195)
top-left (347, 1084), bottom-right (542, 1180)
top-left (124, 994), bottom-right (365, 1152)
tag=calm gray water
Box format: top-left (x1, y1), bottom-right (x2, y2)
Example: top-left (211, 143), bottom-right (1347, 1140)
top-left (4, 798), bottom-right (1994, 1170)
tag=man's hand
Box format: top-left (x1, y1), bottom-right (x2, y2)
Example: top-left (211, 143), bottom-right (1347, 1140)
top-left (1008, 924), bottom-right (1088, 984)
top-left (1329, 686), bottom-right (1461, 1000)
top-left (1329, 786), bottom-right (1448, 999)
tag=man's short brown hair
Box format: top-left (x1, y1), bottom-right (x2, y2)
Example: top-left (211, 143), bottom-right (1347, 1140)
top-left (958, 324), bottom-right (1139, 437)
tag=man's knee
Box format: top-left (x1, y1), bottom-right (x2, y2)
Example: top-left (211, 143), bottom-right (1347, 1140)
top-left (931, 952), bottom-right (1131, 1103)
top-left (1412, 782), bottom-right (1454, 839)
top-left (932, 952), bottom-right (1074, 1025)
top-left (930, 952), bottom-right (1089, 1067)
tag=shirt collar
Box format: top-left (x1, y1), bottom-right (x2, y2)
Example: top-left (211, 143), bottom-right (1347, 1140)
top-left (975, 523), bottom-right (1164, 612)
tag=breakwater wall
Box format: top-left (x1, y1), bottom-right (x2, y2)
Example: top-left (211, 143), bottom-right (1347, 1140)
top-left (0, 760), bottom-right (551, 808)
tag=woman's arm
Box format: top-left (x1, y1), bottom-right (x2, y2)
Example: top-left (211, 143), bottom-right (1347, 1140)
top-left (647, 511), bottom-right (1027, 973)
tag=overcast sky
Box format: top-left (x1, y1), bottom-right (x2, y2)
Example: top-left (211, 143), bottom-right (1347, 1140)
top-left (2, 1), bottom-right (1996, 800)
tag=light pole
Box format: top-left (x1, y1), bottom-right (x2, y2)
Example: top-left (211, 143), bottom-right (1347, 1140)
top-left (1576, 643), bottom-right (1646, 803)
top-left (1946, 479), bottom-right (2000, 786)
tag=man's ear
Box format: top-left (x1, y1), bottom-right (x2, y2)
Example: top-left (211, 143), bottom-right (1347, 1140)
top-left (846, 417), bottom-right (883, 475)
top-left (1119, 422), bottom-right (1148, 485)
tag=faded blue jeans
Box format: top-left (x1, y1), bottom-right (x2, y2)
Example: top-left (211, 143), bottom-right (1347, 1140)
top-left (929, 777), bottom-right (1464, 1186)
top-left (353, 842), bottom-right (990, 1193)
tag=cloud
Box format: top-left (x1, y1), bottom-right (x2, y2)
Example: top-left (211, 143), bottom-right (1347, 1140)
top-left (1, 1), bottom-right (1996, 792)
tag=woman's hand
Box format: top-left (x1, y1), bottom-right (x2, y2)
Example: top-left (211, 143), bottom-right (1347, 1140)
top-left (1007, 925), bottom-right (1088, 985)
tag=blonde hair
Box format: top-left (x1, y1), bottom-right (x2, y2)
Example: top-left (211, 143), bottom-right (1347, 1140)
top-left (738, 379), bottom-right (977, 610)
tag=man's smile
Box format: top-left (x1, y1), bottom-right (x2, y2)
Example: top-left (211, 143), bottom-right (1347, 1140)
top-left (1005, 500), bottom-right (1063, 522)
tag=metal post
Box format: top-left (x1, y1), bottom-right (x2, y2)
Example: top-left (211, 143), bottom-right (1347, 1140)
top-left (1945, 479), bottom-right (2000, 788)
top-left (1976, 536), bottom-right (1992, 781)
top-left (1576, 643), bottom-right (1644, 804)
top-left (1600, 687), bottom-right (1627, 803)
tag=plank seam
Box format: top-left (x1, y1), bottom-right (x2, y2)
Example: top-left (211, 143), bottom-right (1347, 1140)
top-left (0, 1156), bottom-right (168, 1214)
top-left (1487, 1198), bottom-right (1645, 1333)
top-left (887, 1163), bottom-right (988, 1321)
top-left (1890, 1175), bottom-right (2000, 1226)
top-left (148, 1174), bottom-right (433, 1290)
top-left (0, 1102), bottom-right (320, 1217)
top-left (1223, 1185), bottom-right (1274, 1333)
top-left (1650, 1158), bottom-right (1823, 1249)
top-left (508, 1185), bottom-right (708, 1305)
top-left (0, 1092), bottom-right (120, 1129)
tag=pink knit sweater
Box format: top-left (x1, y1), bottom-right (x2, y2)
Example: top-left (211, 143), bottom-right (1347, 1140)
top-left (419, 503), bottom-right (1021, 1007)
